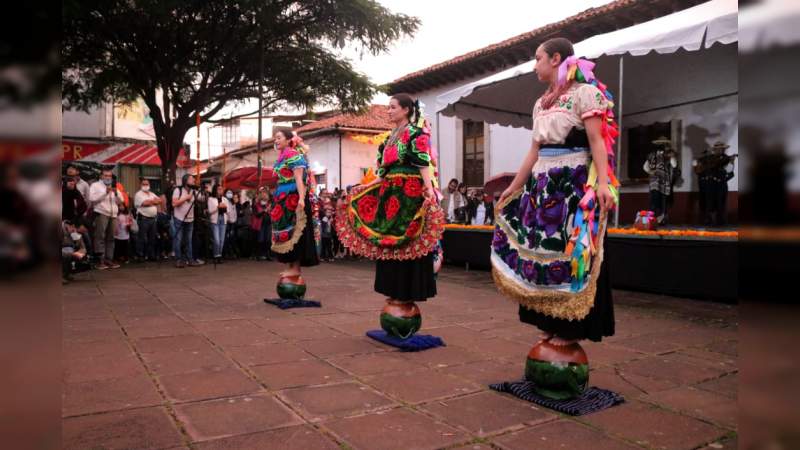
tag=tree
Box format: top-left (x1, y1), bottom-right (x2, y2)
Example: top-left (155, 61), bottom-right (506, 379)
top-left (63, 0), bottom-right (419, 184)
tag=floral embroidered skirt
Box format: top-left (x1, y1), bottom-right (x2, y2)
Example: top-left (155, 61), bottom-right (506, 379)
top-left (491, 147), bottom-right (614, 338)
top-left (270, 190), bottom-right (319, 266)
top-left (336, 167), bottom-right (444, 301)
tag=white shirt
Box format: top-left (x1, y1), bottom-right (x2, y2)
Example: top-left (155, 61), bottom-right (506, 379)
top-left (76, 178), bottom-right (90, 205)
top-left (172, 186), bottom-right (195, 222)
top-left (88, 180), bottom-right (123, 218)
top-left (134, 189), bottom-right (159, 218)
top-left (226, 198), bottom-right (238, 224)
top-left (472, 203), bottom-right (486, 225)
top-left (208, 196), bottom-right (231, 224)
top-left (115, 214), bottom-right (131, 240)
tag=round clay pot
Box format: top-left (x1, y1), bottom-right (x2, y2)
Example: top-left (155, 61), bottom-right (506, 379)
top-left (276, 275), bottom-right (307, 299)
top-left (380, 300), bottom-right (421, 339)
top-left (524, 339), bottom-right (589, 400)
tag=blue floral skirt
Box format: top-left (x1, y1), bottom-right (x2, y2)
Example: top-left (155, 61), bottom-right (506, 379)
top-left (491, 146), bottom-right (613, 331)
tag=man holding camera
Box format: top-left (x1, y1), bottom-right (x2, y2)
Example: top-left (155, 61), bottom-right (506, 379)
top-left (172, 174), bottom-right (203, 268)
top-left (88, 168), bottom-right (124, 270)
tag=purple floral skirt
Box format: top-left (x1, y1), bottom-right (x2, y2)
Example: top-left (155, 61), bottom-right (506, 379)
top-left (491, 147), bottom-right (609, 322)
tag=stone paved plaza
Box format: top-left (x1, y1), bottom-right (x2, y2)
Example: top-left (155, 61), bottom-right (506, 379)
top-left (62, 259), bottom-right (738, 450)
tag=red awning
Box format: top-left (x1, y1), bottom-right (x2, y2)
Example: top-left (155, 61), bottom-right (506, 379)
top-left (100, 144), bottom-right (190, 167)
top-left (223, 167), bottom-right (277, 190)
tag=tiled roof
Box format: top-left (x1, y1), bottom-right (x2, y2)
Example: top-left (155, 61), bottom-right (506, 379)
top-left (388, 0), bottom-right (706, 93)
top-left (294, 104), bottom-right (392, 133)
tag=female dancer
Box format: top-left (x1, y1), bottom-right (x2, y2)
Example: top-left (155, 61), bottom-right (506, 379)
top-left (336, 94), bottom-right (444, 338)
top-left (270, 130), bottom-right (319, 283)
top-left (494, 37), bottom-right (619, 347)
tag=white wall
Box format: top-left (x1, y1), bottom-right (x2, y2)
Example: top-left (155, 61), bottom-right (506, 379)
top-left (304, 134), bottom-right (378, 190)
top-left (415, 72), bottom-right (528, 188)
top-left (62, 105), bottom-right (107, 138)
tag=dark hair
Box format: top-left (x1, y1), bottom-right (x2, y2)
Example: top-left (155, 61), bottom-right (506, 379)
top-left (275, 129), bottom-right (294, 146)
top-left (448, 178), bottom-right (459, 185)
top-left (212, 183), bottom-right (223, 200)
top-left (391, 93), bottom-right (420, 123)
top-left (457, 182), bottom-right (467, 191)
top-left (541, 37), bottom-right (574, 64)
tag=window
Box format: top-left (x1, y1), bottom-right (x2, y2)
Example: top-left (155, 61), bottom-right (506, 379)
top-left (626, 121), bottom-right (672, 182)
top-left (463, 120), bottom-right (484, 186)
top-left (221, 119), bottom-right (240, 147)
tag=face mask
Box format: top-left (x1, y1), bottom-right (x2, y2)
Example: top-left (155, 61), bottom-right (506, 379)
top-left (103, 178), bottom-right (113, 186)
top-left (260, 200), bottom-right (267, 206)
top-left (225, 192), bottom-right (233, 199)
top-left (70, 232), bottom-right (83, 241)
top-left (142, 186), bottom-right (150, 192)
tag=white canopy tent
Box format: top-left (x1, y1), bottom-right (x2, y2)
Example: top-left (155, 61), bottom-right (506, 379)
top-left (434, 0), bottom-right (738, 225)
top-left (435, 0), bottom-right (738, 127)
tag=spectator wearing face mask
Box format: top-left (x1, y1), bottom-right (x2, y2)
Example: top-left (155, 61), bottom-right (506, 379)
top-left (88, 168), bottom-right (124, 269)
top-left (133, 178), bottom-right (161, 261)
top-left (62, 219), bottom-right (90, 284)
top-left (223, 190), bottom-right (238, 258)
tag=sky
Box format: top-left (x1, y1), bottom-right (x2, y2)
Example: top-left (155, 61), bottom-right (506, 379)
top-left (197, 0), bottom-right (614, 158)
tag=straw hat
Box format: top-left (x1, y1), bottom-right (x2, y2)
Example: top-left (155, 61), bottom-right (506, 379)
top-left (652, 136), bottom-right (671, 145)
top-left (711, 141), bottom-right (730, 150)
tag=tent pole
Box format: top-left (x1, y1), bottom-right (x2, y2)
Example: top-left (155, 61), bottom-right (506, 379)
top-left (614, 55), bottom-right (624, 228)
top-left (436, 111), bottom-right (441, 188)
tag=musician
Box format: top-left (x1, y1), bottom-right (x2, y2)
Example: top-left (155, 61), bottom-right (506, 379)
top-left (693, 141), bottom-right (736, 227)
top-left (643, 136), bottom-right (678, 225)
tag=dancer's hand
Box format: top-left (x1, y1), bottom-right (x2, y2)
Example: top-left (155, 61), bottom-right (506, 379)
top-left (423, 185), bottom-right (436, 201)
top-left (498, 187), bottom-right (514, 206)
top-left (597, 183), bottom-right (614, 212)
top-left (297, 197), bottom-right (305, 211)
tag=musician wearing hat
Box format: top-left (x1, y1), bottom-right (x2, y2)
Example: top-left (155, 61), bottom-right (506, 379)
top-left (693, 141), bottom-right (736, 227)
top-left (643, 136), bottom-right (678, 225)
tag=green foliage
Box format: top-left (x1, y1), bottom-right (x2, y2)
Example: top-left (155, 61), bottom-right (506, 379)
top-left (63, 0), bottom-right (419, 177)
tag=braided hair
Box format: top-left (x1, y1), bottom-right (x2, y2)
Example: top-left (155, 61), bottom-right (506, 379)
top-left (391, 93), bottom-right (421, 125)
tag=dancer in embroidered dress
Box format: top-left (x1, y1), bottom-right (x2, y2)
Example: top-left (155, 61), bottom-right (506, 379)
top-left (269, 130), bottom-right (319, 300)
top-left (336, 94), bottom-right (445, 339)
top-left (493, 38), bottom-right (620, 399)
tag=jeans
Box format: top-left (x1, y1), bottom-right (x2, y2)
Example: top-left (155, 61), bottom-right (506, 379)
top-left (136, 216), bottom-right (157, 259)
top-left (210, 217), bottom-right (226, 258)
top-left (171, 217), bottom-right (194, 262)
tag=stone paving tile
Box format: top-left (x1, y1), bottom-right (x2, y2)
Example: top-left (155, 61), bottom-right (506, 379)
top-left (642, 385), bottom-right (738, 430)
top-left (251, 359), bottom-right (352, 390)
top-left (63, 353), bottom-right (147, 384)
top-left (492, 419), bottom-right (640, 450)
top-left (63, 338), bottom-right (133, 360)
top-left (141, 347), bottom-right (233, 376)
top-left (63, 374), bottom-right (162, 417)
top-left (174, 393), bottom-right (304, 441)
top-left (617, 353), bottom-right (729, 387)
top-left (421, 391), bottom-right (556, 436)
top-left (62, 407), bottom-right (184, 450)
top-left (278, 381), bottom-right (396, 421)
top-left (193, 425), bottom-right (340, 450)
top-left (695, 372), bottom-right (737, 399)
top-left (158, 367), bottom-right (263, 403)
top-left (441, 359), bottom-right (522, 386)
top-left (221, 342), bottom-right (313, 366)
top-left (133, 334), bottom-right (212, 354)
top-left (297, 336), bottom-right (386, 358)
top-left (327, 352), bottom-right (416, 377)
top-left (363, 367), bottom-right (482, 405)
top-left (401, 345), bottom-right (488, 369)
top-left (325, 407), bottom-right (468, 450)
top-left (580, 400), bottom-right (727, 450)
